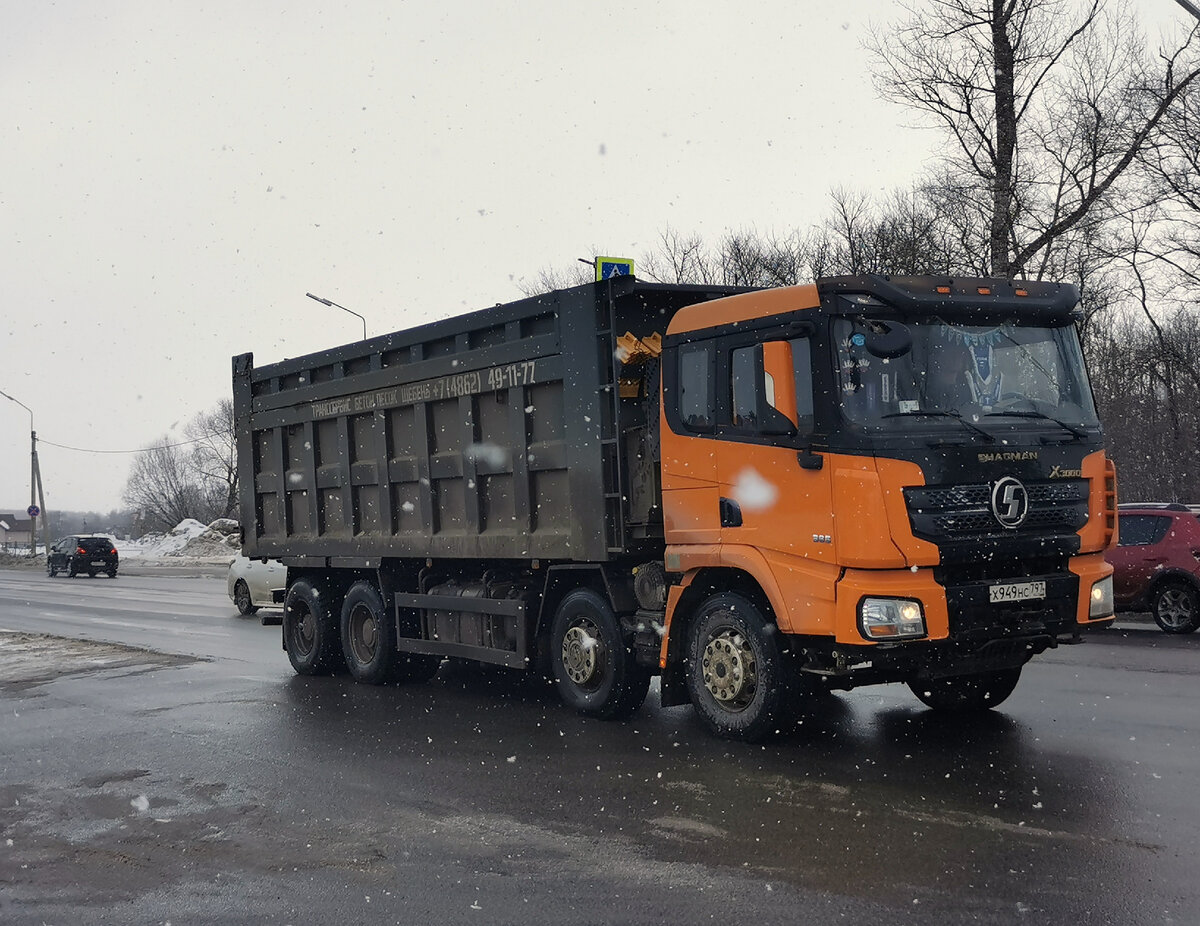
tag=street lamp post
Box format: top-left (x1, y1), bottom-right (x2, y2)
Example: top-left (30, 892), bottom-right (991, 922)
top-left (0, 388), bottom-right (50, 557)
top-left (306, 292), bottom-right (368, 340)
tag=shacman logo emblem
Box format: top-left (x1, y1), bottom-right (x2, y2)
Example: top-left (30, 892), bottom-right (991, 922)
top-left (991, 476), bottom-right (1029, 529)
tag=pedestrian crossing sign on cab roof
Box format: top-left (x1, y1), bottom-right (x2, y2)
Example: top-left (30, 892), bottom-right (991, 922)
top-left (595, 257), bottom-right (634, 281)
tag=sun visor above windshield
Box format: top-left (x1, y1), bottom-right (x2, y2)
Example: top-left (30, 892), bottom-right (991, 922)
top-left (817, 274), bottom-right (1081, 322)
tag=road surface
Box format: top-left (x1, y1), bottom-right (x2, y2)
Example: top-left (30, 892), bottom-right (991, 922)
top-left (1, 566), bottom-right (1197, 924)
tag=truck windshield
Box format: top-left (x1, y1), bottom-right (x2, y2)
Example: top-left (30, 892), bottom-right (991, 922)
top-left (834, 316), bottom-right (1099, 431)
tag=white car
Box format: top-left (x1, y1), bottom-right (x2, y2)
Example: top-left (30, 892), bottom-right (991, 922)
top-left (227, 555), bottom-right (286, 618)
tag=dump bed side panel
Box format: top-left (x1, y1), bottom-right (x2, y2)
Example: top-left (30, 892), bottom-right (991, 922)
top-left (234, 286), bottom-right (611, 562)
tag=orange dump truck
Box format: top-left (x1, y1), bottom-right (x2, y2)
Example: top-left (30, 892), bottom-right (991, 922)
top-left (233, 273), bottom-right (1117, 740)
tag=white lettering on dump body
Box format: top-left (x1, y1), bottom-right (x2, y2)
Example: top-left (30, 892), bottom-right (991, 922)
top-left (309, 362), bottom-right (539, 420)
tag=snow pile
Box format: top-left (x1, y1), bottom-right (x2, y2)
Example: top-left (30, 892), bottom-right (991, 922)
top-left (118, 518), bottom-right (240, 561)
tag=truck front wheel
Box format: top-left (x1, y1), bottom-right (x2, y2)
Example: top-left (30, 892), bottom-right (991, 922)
top-left (908, 667), bottom-right (1021, 712)
top-left (551, 589), bottom-right (650, 720)
top-left (283, 577), bottom-right (343, 675)
top-left (341, 581), bottom-right (399, 684)
top-left (686, 594), bottom-right (793, 742)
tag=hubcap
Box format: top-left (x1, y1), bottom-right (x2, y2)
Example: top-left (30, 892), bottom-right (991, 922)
top-left (562, 619), bottom-right (603, 689)
top-left (701, 628), bottom-right (757, 709)
top-left (349, 604), bottom-right (378, 664)
top-left (295, 609), bottom-right (316, 655)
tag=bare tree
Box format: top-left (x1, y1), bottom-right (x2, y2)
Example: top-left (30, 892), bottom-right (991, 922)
top-left (122, 441), bottom-right (212, 533)
top-left (869, 0), bottom-right (1200, 278)
top-left (823, 186), bottom-right (967, 276)
top-left (1139, 71), bottom-right (1200, 293)
top-left (1089, 306), bottom-right (1200, 501)
top-left (638, 228), bottom-right (720, 285)
top-left (187, 398), bottom-right (238, 519)
top-left (515, 254), bottom-right (600, 297)
top-left (122, 400), bottom-right (239, 532)
top-left (636, 227), bottom-right (831, 289)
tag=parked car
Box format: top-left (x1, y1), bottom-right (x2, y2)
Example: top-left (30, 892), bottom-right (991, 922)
top-left (46, 535), bottom-right (119, 578)
top-left (227, 555), bottom-right (286, 618)
top-left (1108, 504), bottom-right (1200, 633)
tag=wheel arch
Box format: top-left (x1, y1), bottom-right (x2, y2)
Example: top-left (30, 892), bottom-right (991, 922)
top-left (659, 567), bottom-right (778, 707)
top-left (535, 564), bottom-right (636, 636)
top-left (1145, 568), bottom-right (1200, 602)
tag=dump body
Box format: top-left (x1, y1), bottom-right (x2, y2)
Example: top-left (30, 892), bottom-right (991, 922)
top-left (233, 278), bottom-right (746, 566)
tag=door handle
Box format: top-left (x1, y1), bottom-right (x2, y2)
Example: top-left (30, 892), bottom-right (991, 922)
top-left (797, 449), bottom-right (823, 470)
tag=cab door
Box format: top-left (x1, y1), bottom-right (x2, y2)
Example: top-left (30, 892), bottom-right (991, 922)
top-left (660, 340), bottom-right (722, 544)
top-left (713, 336), bottom-right (838, 635)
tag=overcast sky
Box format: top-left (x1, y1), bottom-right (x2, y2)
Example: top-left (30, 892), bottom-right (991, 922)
top-left (2, 1), bottom-right (1193, 519)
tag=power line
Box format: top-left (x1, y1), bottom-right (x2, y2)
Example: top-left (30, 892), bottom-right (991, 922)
top-left (39, 436), bottom-right (209, 454)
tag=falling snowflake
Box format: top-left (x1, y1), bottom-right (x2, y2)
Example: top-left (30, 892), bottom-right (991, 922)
top-left (732, 467), bottom-right (778, 512)
top-left (466, 443), bottom-right (509, 467)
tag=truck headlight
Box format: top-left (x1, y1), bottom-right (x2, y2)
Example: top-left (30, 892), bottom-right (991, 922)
top-left (1089, 576), bottom-right (1114, 618)
top-left (859, 598), bottom-right (926, 640)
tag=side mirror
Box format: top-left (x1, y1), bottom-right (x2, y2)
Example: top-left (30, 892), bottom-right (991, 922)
top-left (756, 341), bottom-right (798, 436)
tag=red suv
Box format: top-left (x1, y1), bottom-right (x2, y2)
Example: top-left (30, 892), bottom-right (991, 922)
top-left (1108, 504), bottom-right (1200, 633)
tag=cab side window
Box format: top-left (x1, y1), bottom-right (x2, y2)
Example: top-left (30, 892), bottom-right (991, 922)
top-left (678, 344), bottom-right (714, 430)
top-left (727, 338), bottom-right (815, 435)
top-left (731, 347), bottom-right (757, 426)
top-left (789, 337), bottom-right (815, 432)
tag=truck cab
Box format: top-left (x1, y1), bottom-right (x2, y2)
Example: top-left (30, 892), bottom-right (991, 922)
top-left (654, 275), bottom-right (1116, 738)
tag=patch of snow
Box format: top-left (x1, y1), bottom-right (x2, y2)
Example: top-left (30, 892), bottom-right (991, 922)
top-left (116, 518), bottom-right (240, 563)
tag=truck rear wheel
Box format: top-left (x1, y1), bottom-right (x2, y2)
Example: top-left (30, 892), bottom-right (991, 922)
top-left (341, 581), bottom-right (399, 684)
top-left (909, 667), bottom-right (1021, 712)
top-left (686, 593), bottom-right (793, 742)
top-left (283, 577), bottom-right (343, 675)
top-left (551, 589), bottom-right (650, 719)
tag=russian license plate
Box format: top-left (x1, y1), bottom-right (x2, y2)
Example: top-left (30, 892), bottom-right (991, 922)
top-left (989, 580), bottom-right (1046, 604)
top-left (91, 560), bottom-right (106, 566)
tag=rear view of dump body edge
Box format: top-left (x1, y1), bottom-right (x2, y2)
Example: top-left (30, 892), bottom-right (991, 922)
top-left (232, 274), bottom-right (1117, 741)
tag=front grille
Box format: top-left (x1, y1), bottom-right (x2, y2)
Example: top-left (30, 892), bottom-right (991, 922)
top-left (905, 479), bottom-right (1089, 541)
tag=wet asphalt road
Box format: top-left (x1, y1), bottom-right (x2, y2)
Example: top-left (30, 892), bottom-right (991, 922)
top-left (1, 566), bottom-right (1198, 925)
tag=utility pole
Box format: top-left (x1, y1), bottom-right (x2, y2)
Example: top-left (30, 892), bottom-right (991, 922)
top-left (0, 388), bottom-right (50, 556)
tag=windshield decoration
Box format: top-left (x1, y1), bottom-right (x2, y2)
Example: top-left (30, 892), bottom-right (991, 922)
top-left (834, 315), bottom-right (1099, 433)
top-left (941, 325), bottom-right (1005, 407)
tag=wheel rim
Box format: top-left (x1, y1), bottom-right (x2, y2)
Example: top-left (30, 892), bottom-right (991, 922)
top-left (701, 627), bottom-right (757, 710)
top-left (348, 602), bottom-right (378, 665)
top-left (1158, 588), bottom-right (1195, 629)
top-left (293, 607), bottom-right (316, 657)
top-left (561, 618), bottom-right (604, 690)
top-left (235, 582), bottom-right (251, 611)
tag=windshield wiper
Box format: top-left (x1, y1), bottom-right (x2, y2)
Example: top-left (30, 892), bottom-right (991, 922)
top-left (982, 409), bottom-right (1087, 438)
top-left (881, 409), bottom-right (996, 441)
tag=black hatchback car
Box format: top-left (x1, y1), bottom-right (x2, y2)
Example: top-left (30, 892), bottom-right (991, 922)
top-left (47, 535), bottom-right (119, 578)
